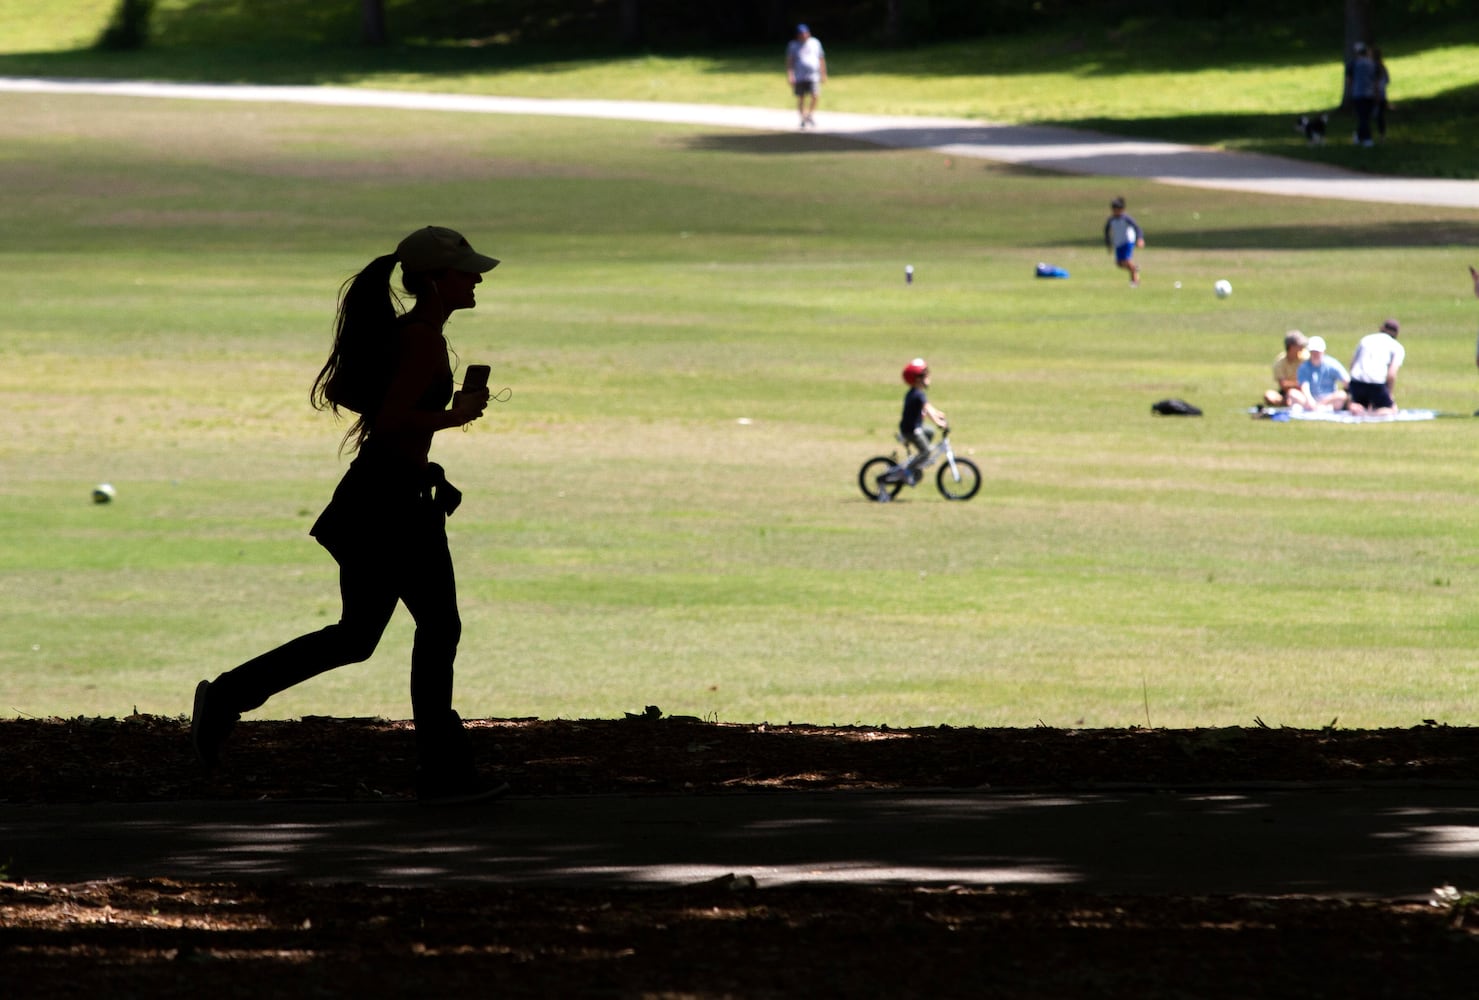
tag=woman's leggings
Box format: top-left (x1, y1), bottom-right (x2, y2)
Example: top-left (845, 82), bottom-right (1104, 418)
top-left (210, 513), bottom-right (460, 739)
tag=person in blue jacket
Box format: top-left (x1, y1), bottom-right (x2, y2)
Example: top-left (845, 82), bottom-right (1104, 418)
top-left (1296, 336), bottom-right (1351, 411)
top-left (1103, 196), bottom-right (1144, 287)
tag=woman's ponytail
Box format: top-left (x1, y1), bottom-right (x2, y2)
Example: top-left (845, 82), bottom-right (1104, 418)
top-left (311, 253), bottom-right (402, 451)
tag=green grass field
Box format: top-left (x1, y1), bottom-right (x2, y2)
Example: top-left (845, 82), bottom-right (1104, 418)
top-left (3, 12), bottom-right (1479, 730)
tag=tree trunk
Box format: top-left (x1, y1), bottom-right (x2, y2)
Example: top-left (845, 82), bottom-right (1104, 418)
top-left (619, 0), bottom-right (642, 47)
top-left (1344, 0), bottom-right (1374, 57)
top-left (361, 0), bottom-right (388, 46)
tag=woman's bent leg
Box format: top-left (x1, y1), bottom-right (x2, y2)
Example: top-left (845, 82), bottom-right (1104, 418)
top-left (210, 563), bottom-right (398, 714)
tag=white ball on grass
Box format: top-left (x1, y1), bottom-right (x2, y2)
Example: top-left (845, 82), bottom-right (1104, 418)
top-left (1214, 279), bottom-right (1233, 298)
top-left (92, 483), bottom-right (116, 504)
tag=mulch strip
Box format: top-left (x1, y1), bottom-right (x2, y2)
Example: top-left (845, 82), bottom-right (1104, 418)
top-left (2, 714), bottom-right (1477, 803)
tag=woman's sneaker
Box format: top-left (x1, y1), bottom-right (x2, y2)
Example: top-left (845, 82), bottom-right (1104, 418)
top-left (191, 679), bottom-right (238, 773)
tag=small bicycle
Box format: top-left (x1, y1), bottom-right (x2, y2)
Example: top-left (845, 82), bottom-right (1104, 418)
top-left (858, 427), bottom-right (982, 502)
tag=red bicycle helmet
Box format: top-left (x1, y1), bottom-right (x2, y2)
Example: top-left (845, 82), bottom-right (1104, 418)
top-left (902, 358), bottom-right (929, 385)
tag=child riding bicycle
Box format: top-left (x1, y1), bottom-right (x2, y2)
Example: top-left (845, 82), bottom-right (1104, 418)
top-left (892, 358), bottom-right (947, 483)
top-left (859, 361), bottom-right (981, 502)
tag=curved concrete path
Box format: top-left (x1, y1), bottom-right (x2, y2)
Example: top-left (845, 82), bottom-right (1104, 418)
top-left (3, 77), bottom-right (1478, 209)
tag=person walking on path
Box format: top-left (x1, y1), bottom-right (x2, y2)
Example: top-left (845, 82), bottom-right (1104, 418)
top-left (191, 225), bottom-right (504, 805)
top-left (1346, 318), bottom-right (1405, 416)
top-left (1345, 43), bottom-right (1378, 147)
top-left (1103, 196), bottom-right (1144, 287)
top-left (785, 24), bottom-right (827, 129)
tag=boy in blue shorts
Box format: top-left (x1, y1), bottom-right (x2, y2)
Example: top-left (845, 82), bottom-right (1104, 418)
top-left (1103, 196), bottom-right (1144, 287)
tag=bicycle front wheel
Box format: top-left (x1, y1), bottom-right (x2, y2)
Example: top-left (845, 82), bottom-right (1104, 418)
top-left (936, 457), bottom-right (982, 501)
top-left (859, 457), bottom-right (905, 501)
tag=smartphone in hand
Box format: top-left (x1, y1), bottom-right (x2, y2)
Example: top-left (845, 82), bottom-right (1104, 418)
top-left (462, 365), bottom-right (490, 393)
top-left (454, 364), bottom-right (491, 420)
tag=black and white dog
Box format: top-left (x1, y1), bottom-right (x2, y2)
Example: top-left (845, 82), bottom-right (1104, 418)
top-left (1295, 113), bottom-right (1328, 145)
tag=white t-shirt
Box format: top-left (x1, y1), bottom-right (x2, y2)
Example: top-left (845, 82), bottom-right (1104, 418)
top-left (787, 37), bottom-right (825, 82)
top-left (1348, 331), bottom-right (1404, 384)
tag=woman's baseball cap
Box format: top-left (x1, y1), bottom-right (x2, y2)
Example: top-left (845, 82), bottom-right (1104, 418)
top-left (396, 226), bottom-right (500, 274)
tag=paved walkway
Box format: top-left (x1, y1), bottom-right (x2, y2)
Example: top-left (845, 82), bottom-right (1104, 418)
top-left (6, 787), bottom-right (1479, 898)
top-left (3, 77), bottom-right (1479, 209)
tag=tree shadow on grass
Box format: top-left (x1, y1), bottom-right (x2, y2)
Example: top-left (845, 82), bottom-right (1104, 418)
top-left (1152, 220), bottom-right (1479, 251)
top-left (81, 4), bottom-right (1479, 78)
top-left (688, 122), bottom-right (1473, 190)
top-left (1050, 81), bottom-right (1479, 180)
top-left (685, 132), bottom-right (891, 155)
top-left (0, 42), bottom-right (635, 87)
top-left (6, 15), bottom-right (1474, 88)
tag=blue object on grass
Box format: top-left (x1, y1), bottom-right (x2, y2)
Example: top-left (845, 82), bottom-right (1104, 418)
top-left (1035, 262), bottom-right (1069, 278)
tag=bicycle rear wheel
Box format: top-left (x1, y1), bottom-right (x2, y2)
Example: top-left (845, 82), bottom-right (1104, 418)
top-left (859, 457), bottom-right (905, 501)
top-left (936, 457), bottom-right (981, 500)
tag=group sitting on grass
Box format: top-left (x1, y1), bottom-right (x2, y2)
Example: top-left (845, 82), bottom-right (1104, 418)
top-left (1262, 319), bottom-right (1402, 416)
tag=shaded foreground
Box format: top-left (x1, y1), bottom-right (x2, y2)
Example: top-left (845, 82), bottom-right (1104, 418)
top-left (3, 715), bottom-right (1478, 997)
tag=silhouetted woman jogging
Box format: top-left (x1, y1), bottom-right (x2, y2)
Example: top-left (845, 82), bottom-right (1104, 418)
top-left (192, 226), bottom-right (502, 804)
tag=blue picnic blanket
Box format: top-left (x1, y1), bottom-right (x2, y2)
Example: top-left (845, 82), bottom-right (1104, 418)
top-left (1287, 408), bottom-right (1438, 423)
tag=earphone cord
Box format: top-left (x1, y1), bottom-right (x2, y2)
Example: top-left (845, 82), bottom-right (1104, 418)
top-left (460, 386), bottom-right (513, 432)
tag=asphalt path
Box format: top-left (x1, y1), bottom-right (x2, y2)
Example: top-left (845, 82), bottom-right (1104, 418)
top-left (3, 77), bottom-right (1479, 208)
top-left (6, 786), bottom-right (1479, 898)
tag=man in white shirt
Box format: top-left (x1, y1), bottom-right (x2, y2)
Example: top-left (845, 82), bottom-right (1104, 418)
top-left (785, 24), bottom-right (827, 129)
top-left (1347, 318), bottom-right (1404, 415)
